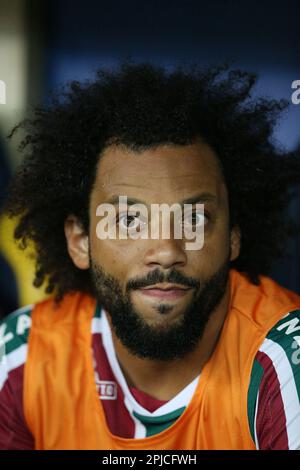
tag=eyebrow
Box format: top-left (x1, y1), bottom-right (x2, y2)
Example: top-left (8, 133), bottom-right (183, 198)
top-left (105, 192), bottom-right (218, 207)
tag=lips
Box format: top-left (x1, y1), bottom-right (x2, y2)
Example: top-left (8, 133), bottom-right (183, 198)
top-left (141, 283), bottom-right (190, 291)
top-left (138, 284), bottom-right (191, 300)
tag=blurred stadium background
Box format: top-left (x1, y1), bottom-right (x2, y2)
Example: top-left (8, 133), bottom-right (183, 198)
top-left (0, 0), bottom-right (299, 318)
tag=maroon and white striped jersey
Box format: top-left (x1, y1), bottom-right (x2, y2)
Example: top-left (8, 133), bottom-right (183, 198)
top-left (0, 303), bottom-right (300, 449)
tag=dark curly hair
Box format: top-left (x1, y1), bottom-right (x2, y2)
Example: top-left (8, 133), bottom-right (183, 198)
top-left (3, 62), bottom-right (300, 303)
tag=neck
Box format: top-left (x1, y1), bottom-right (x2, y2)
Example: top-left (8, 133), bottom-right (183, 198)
top-left (106, 279), bottom-right (231, 401)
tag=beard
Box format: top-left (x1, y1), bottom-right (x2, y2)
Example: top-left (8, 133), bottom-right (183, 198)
top-left (89, 252), bottom-right (231, 361)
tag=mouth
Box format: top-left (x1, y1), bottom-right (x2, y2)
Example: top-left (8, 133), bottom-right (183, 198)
top-left (138, 283), bottom-right (192, 300)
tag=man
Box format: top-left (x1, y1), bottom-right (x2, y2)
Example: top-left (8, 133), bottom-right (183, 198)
top-left (0, 63), bottom-right (300, 450)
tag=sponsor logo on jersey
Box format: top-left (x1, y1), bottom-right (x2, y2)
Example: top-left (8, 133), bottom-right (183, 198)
top-left (96, 379), bottom-right (117, 400)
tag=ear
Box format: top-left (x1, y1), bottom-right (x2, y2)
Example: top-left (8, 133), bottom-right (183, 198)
top-left (230, 225), bottom-right (241, 262)
top-left (64, 215), bottom-right (90, 270)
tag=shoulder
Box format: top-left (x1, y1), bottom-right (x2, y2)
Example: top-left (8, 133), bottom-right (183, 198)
top-left (248, 308), bottom-right (300, 449)
top-left (230, 270), bottom-right (300, 320)
top-left (1, 303), bottom-right (33, 335)
top-left (0, 305), bottom-right (33, 361)
top-left (258, 308), bottom-right (300, 373)
top-left (0, 305), bottom-right (33, 387)
top-left (0, 305), bottom-right (36, 449)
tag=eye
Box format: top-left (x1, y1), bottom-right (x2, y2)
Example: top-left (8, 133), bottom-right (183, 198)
top-left (183, 211), bottom-right (209, 227)
top-left (118, 213), bottom-right (147, 232)
top-left (119, 214), bottom-right (139, 229)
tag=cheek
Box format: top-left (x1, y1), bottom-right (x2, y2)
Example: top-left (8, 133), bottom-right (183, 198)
top-left (90, 235), bottom-right (139, 279)
top-left (190, 224), bottom-right (230, 270)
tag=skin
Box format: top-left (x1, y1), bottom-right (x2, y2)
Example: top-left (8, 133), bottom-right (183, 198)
top-left (64, 139), bottom-right (241, 400)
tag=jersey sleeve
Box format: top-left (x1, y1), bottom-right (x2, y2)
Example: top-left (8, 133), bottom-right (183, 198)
top-left (0, 306), bottom-right (35, 450)
top-left (248, 309), bottom-right (300, 450)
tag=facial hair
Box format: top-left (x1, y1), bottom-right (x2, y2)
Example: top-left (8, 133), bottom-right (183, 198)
top-left (89, 253), bottom-right (231, 361)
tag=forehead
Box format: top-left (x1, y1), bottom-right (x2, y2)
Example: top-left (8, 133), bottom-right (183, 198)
top-left (92, 140), bottom-right (227, 204)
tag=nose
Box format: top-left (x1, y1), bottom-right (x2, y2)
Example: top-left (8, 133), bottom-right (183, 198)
top-left (143, 238), bottom-right (187, 269)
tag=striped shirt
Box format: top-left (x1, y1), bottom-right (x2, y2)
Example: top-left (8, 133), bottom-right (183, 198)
top-left (0, 303), bottom-right (300, 449)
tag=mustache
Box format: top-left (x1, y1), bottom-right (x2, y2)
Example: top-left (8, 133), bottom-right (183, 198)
top-left (126, 268), bottom-right (200, 291)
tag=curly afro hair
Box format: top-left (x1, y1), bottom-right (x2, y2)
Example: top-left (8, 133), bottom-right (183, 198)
top-left (4, 62), bottom-right (300, 303)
